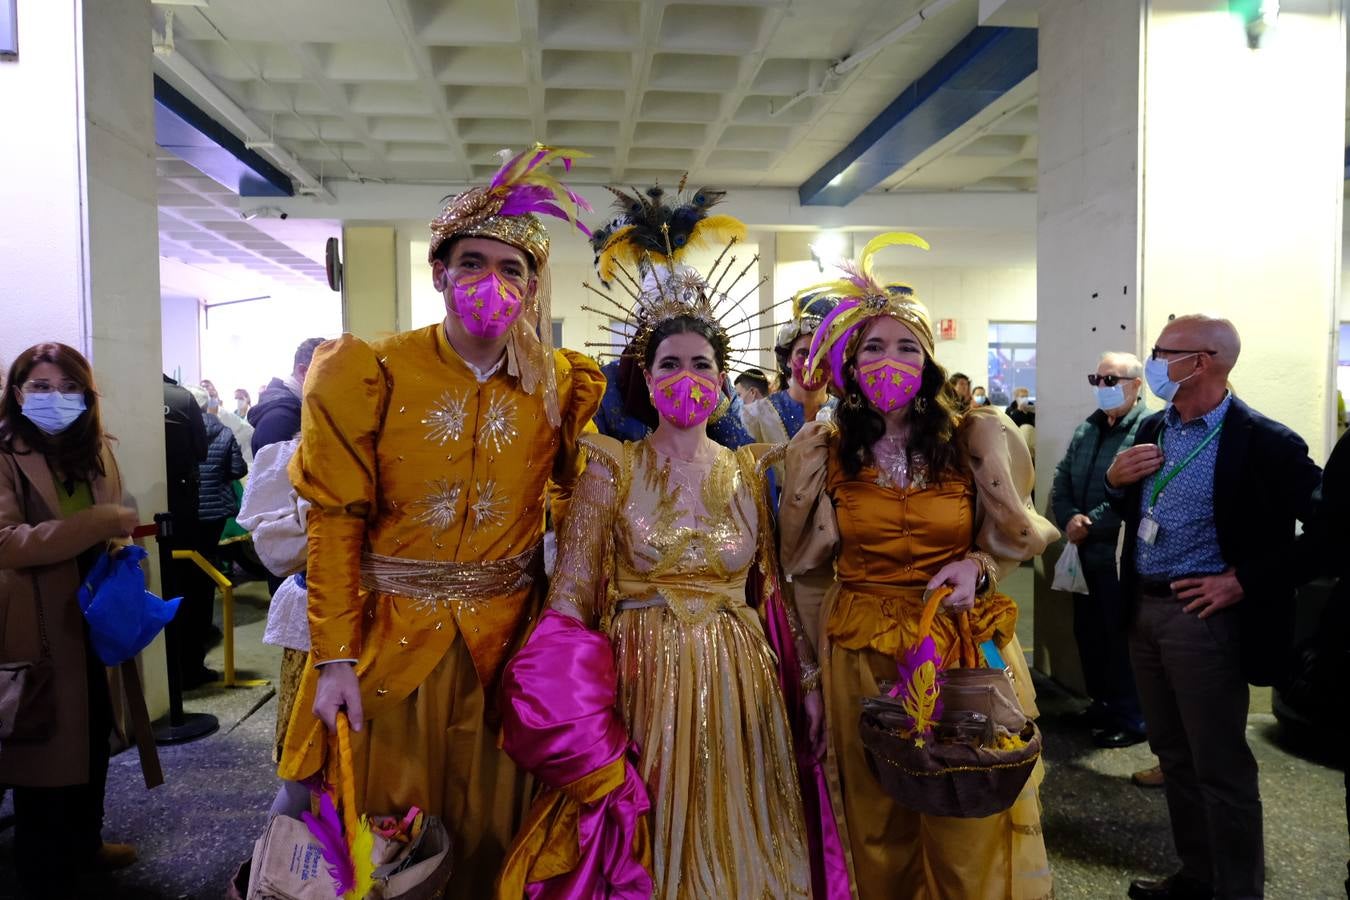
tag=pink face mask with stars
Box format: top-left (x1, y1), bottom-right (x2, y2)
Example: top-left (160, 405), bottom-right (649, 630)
top-left (450, 270), bottom-right (525, 340)
top-left (858, 356), bottom-right (923, 413)
top-left (650, 369), bottom-right (719, 428)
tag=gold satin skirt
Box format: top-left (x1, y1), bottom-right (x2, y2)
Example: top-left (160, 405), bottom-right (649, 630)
top-left (611, 604), bottom-right (811, 900)
top-left (824, 639), bottom-right (1053, 900)
top-left (342, 633), bottom-right (528, 900)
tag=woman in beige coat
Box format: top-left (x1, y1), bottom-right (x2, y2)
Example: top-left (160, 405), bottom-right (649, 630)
top-left (0, 342), bottom-right (139, 898)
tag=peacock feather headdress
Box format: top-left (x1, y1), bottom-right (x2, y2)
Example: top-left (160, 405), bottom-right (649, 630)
top-left (580, 179), bottom-right (787, 371)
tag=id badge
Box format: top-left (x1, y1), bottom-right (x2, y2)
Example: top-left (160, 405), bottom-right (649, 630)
top-left (1138, 516), bottom-right (1160, 546)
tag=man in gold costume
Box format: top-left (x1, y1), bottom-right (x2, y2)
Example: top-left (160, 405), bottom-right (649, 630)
top-left (277, 146), bottom-right (603, 897)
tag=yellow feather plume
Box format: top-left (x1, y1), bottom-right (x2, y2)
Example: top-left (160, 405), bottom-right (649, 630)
top-left (901, 658), bottom-right (940, 748)
top-left (346, 817), bottom-right (376, 900)
top-left (859, 232), bottom-right (930, 279)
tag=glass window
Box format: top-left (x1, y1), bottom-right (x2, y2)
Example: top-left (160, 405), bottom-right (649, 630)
top-left (987, 321), bottom-right (1037, 408)
top-left (1337, 323), bottom-right (1350, 428)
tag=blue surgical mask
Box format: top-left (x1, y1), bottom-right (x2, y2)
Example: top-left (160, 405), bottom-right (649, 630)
top-left (1094, 384), bottom-right (1126, 411)
top-left (22, 391), bottom-right (87, 434)
top-left (1144, 354), bottom-right (1199, 403)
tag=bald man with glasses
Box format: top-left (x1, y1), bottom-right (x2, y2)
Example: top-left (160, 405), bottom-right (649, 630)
top-left (1106, 315), bottom-right (1321, 900)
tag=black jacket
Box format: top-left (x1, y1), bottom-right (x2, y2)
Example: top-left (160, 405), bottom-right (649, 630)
top-left (1109, 396), bottom-right (1321, 686)
top-left (1051, 401), bottom-right (1148, 570)
top-left (248, 377), bottom-right (302, 456)
top-left (163, 375), bottom-right (208, 520)
top-left (197, 413), bottom-right (247, 522)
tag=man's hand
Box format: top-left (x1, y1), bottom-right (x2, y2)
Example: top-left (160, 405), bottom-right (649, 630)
top-left (1065, 513), bottom-right (1092, 545)
top-left (1106, 444), bottom-right (1164, 488)
top-left (928, 558), bottom-right (983, 614)
top-left (1173, 569), bottom-right (1244, 619)
top-left (313, 661), bottom-right (363, 732)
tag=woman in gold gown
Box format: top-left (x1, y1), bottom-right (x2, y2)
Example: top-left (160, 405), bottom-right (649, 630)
top-left (555, 308), bottom-right (814, 898)
top-left (779, 234), bottom-right (1060, 900)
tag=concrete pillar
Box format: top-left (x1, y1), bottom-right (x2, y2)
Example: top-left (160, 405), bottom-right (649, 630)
top-left (0, 0), bottom-right (170, 716)
top-left (1034, 0), bottom-right (1344, 689)
top-left (341, 224), bottom-right (399, 340)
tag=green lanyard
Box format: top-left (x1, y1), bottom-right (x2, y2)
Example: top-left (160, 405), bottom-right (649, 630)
top-left (1147, 419), bottom-right (1224, 512)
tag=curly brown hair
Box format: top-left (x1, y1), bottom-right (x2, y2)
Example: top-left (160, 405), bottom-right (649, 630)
top-left (0, 342), bottom-right (106, 482)
top-left (835, 352), bottom-right (964, 481)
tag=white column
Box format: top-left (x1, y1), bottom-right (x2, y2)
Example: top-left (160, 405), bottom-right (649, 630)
top-left (1033, 0), bottom-right (1343, 688)
top-left (0, 0), bottom-right (170, 716)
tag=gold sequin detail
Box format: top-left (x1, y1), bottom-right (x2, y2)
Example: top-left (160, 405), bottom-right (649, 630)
top-left (471, 479), bottom-right (509, 530)
top-left (480, 392), bottom-right (518, 453)
top-left (423, 390), bottom-right (469, 445)
top-left (409, 478), bottom-right (463, 534)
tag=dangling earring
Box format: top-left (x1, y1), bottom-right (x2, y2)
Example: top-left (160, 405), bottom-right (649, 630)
top-left (843, 391), bottom-right (864, 411)
top-left (914, 396), bottom-right (928, 414)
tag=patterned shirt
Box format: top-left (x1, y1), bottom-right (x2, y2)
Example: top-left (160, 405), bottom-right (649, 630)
top-left (1135, 393), bottom-right (1232, 579)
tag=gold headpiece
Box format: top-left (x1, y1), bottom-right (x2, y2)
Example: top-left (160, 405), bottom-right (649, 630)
top-left (803, 233), bottom-right (934, 392)
top-left (580, 182), bottom-right (788, 370)
top-left (426, 144), bottom-right (593, 427)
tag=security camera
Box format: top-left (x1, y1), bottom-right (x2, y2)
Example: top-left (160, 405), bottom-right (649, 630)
top-left (279, 211), bottom-right (289, 220)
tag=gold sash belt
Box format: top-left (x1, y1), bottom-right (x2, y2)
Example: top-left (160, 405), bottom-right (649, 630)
top-left (359, 543), bottom-right (540, 603)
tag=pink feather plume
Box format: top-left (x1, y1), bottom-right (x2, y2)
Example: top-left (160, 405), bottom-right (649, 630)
top-left (301, 792), bottom-right (357, 894)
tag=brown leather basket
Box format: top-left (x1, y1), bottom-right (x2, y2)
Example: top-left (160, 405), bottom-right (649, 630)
top-left (859, 588), bottom-right (1041, 819)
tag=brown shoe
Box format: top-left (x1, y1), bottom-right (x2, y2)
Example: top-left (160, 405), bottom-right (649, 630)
top-left (1132, 764), bottom-right (1165, 788)
top-left (91, 841), bottom-right (138, 870)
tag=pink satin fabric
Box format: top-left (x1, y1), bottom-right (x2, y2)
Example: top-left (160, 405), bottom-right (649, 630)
top-left (500, 610), bottom-right (653, 899)
top-left (754, 569), bottom-right (852, 900)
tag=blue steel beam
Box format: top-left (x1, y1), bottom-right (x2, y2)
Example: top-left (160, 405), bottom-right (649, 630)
top-left (799, 26), bottom-right (1038, 207)
top-left (154, 75), bottom-right (293, 198)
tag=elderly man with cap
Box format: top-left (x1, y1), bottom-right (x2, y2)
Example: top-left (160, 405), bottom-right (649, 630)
top-left (1107, 315), bottom-right (1321, 900)
top-left (276, 145), bottom-right (604, 897)
top-left (742, 290), bottom-right (839, 448)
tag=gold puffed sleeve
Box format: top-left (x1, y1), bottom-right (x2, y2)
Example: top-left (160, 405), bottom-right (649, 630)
top-left (961, 406), bottom-right (1060, 579)
top-left (778, 420), bottom-right (840, 577)
top-left (548, 349), bottom-right (606, 525)
top-left (546, 434), bottom-right (622, 628)
top-left (288, 335), bottom-right (389, 664)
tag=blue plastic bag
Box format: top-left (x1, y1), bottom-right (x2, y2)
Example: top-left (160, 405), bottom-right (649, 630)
top-left (78, 546), bottom-right (182, 666)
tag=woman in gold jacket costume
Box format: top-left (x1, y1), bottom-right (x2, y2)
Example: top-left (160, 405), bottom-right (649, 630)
top-left (779, 234), bottom-right (1059, 900)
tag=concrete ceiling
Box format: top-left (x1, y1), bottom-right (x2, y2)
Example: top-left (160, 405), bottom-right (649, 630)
top-left (151, 0), bottom-right (1039, 194)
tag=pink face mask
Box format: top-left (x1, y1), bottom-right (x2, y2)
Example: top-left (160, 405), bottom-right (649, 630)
top-left (857, 357), bottom-right (923, 412)
top-left (449, 271), bottom-right (525, 339)
top-left (791, 355), bottom-right (828, 392)
top-left (650, 370), bottom-right (719, 429)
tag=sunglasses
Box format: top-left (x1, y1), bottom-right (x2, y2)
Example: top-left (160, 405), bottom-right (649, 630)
top-left (1086, 374), bottom-right (1136, 387)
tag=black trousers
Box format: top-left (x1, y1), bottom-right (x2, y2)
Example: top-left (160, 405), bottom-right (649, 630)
top-left (171, 517), bottom-right (227, 674)
top-left (11, 635), bottom-right (113, 898)
top-left (1074, 561), bottom-right (1145, 732)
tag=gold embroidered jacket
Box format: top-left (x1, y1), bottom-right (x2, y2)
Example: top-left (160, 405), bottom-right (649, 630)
top-left (288, 324), bottom-right (603, 694)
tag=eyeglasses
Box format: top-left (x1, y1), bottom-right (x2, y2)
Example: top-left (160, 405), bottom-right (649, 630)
top-left (1087, 374), bottom-right (1136, 387)
top-left (1150, 347), bottom-right (1216, 361)
top-left (22, 379), bottom-right (82, 394)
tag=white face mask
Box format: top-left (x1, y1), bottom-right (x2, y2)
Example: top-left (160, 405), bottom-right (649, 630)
top-left (1094, 383), bottom-right (1126, 411)
top-left (1144, 354), bottom-right (1200, 403)
top-left (21, 391), bottom-right (87, 434)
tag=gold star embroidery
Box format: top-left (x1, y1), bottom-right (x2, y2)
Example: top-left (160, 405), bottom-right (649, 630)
top-left (867, 374), bottom-right (878, 386)
top-left (409, 479), bottom-right (463, 534)
top-left (423, 391), bottom-right (469, 445)
top-left (481, 393), bottom-right (518, 453)
top-left (471, 480), bottom-right (508, 530)
top-left (891, 371), bottom-right (905, 385)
